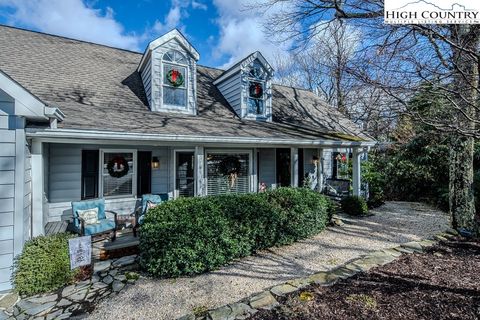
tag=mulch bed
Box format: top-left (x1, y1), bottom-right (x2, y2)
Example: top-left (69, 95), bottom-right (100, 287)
top-left (250, 237), bottom-right (480, 320)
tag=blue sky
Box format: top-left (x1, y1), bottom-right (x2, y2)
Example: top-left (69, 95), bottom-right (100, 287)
top-left (0, 0), bottom-right (289, 68)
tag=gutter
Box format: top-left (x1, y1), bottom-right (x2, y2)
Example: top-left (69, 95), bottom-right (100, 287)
top-left (26, 128), bottom-right (377, 148)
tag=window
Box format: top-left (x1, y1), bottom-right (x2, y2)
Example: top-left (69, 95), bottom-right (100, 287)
top-left (81, 150), bottom-right (99, 200)
top-left (100, 150), bottom-right (136, 198)
top-left (162, 50), bottom-right (188, 108)
top-left (247, 64), bottom-right (266, 116)
top-left (206, 152), bottom-right (250, 195)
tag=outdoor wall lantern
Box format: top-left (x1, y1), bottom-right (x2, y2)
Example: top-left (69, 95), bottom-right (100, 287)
top-left (152, 156), bottom-right (160, 169)
top-left (311, 155), bottom-right (319, 165)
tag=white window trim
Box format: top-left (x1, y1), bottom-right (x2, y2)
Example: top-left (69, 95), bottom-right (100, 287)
top-left (204, 149), bottom-right (253, 196)
top-left (172, 149), bottom-right (196, 199)
top-left (99, 149), bottom-right (137, 199)
top-left (161, 51), bottom-right (189, 110)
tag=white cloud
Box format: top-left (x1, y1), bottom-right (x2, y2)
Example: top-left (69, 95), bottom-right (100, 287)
top-left (192, 1), bottom-right (208, 11)
top-left (0, 0), bottom-right (142, 51)
top-left (211, 0), bottom-right (293, 69)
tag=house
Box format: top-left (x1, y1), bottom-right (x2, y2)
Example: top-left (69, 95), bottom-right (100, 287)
top-left (0, 25), bottom-right (375, 291)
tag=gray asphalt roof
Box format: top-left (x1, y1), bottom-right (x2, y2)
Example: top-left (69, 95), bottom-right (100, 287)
top-left (0, 25), bottom-right (373, 143)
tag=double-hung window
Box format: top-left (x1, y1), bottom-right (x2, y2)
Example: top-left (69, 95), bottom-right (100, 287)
top-left (162, 50), bottom-right (188, 108)
top-left (100, 149), bottom-right (137, 198)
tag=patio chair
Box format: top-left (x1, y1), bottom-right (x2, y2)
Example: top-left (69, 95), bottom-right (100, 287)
top-left (324, 178), bottom-right (351, 200)
top-left (133, 193), bottom-right (169, 236)
top-left (71, 198), bottom-right (118, 241)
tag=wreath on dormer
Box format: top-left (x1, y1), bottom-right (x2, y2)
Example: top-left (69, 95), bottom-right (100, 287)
top-left (249, 82), bottom-right (263, 98)
top-left (107, 156), bottom-right (129, 178)
top-left (167, 69), bottom-right (184, 87)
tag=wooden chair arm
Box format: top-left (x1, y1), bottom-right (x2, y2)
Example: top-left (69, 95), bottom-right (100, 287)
top-left (105, 210), bottom-right (118, 230)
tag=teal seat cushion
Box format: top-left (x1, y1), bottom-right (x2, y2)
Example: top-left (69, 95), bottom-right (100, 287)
top-left (71, 198), bottom-right (106, 229)
top-left (83, 219), bottom-right (115, 236)
top-left (139, 194), bottom-right (169, 224)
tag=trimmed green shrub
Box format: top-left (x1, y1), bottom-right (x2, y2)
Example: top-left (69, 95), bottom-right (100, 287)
top-left (340, 195), bottom-right (369, 216)
top-left (13, 233), bottom-right (78, 296)
top-left (140, 188), bottom-right (332, 277)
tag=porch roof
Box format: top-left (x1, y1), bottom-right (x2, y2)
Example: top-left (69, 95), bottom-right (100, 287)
top-left (0, 25), bottom-right (374, 146)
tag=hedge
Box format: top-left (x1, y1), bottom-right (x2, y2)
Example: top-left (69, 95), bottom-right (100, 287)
top-left (340, 195), bottom-right (369, 216)
top-left (139, 188), bottom-right (333, 277)
top-left (12, 233), bottom-right (78, 296)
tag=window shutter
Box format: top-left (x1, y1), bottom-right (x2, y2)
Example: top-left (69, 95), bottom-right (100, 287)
top-left (137, 151), bottom-right (152, 196)
top-left (81, 150), bottom-right (99, 200)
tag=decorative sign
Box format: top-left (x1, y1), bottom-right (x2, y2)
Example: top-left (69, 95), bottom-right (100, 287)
top-left (69, 236), bottom-right (92, 270)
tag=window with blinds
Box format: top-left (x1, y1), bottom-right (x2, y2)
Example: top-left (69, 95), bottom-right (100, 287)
top-left (206, 153), bottom-right (250, 195)
top-left (102, 151), bottom-right (135, 197)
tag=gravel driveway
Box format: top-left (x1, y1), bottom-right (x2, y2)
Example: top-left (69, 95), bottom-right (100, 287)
top-left (89, 201), bottom-right (449, 320)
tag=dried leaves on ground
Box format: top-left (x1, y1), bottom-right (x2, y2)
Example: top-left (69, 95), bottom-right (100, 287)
top-left (251, 237), bottom-right (480, 320)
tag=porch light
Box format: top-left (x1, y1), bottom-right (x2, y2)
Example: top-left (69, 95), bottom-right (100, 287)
top-left (152, 157), bottom-right (160, 169)
top-left (311, 155), bottom-right (319, 165)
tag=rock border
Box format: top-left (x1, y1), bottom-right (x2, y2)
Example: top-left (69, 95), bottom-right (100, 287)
top-left (0, 255), bottom-right (140, 320)
top-left (178, 229), bottom-right (459, 320)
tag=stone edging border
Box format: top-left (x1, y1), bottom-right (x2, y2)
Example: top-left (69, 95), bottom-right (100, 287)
top-left (178, 229), bottom-right (459, 320)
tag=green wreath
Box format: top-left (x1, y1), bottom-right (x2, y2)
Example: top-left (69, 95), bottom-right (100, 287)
top-left (166, 69), bottom-right (184, 87)
top-left (107, 156), bottom-right (129, 178)
top-left (218, 156), bottom-right (241, 176)
top-left (249, 82), bottom-right (263, 99)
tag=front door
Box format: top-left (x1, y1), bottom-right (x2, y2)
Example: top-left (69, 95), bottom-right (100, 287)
top-left (276, 148), bottom-right (291, 187)
top-left (175, 151), bottom-right (195, 197)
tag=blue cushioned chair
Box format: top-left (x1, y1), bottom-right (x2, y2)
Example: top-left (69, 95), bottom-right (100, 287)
top-left (71, 198), bottom-right (118, 241)
top-left (133, 193), bottom-right (169, 236)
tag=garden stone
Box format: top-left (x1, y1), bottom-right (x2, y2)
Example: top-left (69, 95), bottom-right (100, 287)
top-left (68, 288), bottom-right (88, 302)
top-left (23, 301), bottom-right (55, 316)
top-left (434, 234), bottom-right (449, 241)
top-left (208, 305), bottom-right (233, 320)
top-left (16, 299), bottom-right (39, 312)
top-left (92, 274), bottom-right (101, 283)
top-left (114, 274), bottom-right (127, 282)
top-left (112, 255), bottom-right (136, 268)
top-left (57, 299), bottom-right (72, 308)
top-left (308, 272), bottom-right (332, 285)
top-left (26, 293), bottom-right (57, 304)
top-left (103, 275), bottom-right (114, 285)
top-left (418, 239), bottom-right (436, 248)
top-left (287, 277), bottom-right (311, 289)
top-left (94, 260), bottom-right (111, 273)
top-left (91, 281), bottom-right (108, 291)
top-left (109, 269), bottom-right (118, 277)
top-left (0, 293), bottom-right (18, 310)
top-left (0, 311), bottom-right (9, 320)
top-left (249, 291), bottom-right (278, 310)
top-left (112, 280), bottom-right (125, 292)
top-left (270, 284), bottom-right (298, 297)
top-left (344, 262), bottom-right (365, 272)
top-left (401, 242), bottom-right (423, 253)
top-left (178, 314), bottom-right (196, 320)
top-left (46, 309), bottom-right (64, 320)
top-left (381, 248), bottom-right (403, 257)
top-left (61, 285), bottom-right (76, 297)
top-left (331, 267), bottom-right (356, 279)
top-left (229, 302), bottom-right (256, 319)
top-left (445, 228), bottom-right (459, 236)
top-left (394, 246), bottom-right (414, 254)
top-left (56, 312), bottom-right (72, 319)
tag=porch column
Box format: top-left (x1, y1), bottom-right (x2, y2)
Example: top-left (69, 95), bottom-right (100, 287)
top-left (317, 148), bottom-right (324, 193)
top-left (252, 148), bottom-right (258, 192)
top-left (194, 146), bottom-right (205, 196)
top-left (352, 147), bottom-right (362, 196)
top-left (31, 139), bottom-right (44, 237)
top-left (291, 147), bottom-right (299, 187)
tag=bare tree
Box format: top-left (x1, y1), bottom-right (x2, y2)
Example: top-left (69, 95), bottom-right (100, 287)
top-left (254, 0), bottom-right (479, 233)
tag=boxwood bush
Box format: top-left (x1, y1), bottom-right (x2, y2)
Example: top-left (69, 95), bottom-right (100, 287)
top-left (340, 195), bottom-right (369, 216)
top-left (140, 188), bottom-right (333, 277)
top-left (12, 233), bottom-right (78, 296)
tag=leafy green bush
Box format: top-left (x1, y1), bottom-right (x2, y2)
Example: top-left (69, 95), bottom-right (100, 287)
top-left (139, 188), bottom-right (332, 277)
top-left (340, 195), bottom-right (369, 216)
top-left (13, 233), bottom-right (78, 296)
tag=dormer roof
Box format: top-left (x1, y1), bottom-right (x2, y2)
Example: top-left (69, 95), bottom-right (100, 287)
top-left (213, 51), bottom-right (273, 85)
top-left (137, 29), bottom-right (200, 73)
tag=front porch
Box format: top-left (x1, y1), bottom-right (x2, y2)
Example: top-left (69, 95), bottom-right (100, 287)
top-left (29, 138), bottom-right (369, 237)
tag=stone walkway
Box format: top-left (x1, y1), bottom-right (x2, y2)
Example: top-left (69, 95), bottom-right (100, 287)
top-left (0, 255), bottom-right (140, 320)
top-left (90, 202), bottom-right (449, 320)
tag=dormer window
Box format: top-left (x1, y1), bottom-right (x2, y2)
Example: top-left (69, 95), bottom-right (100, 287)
top-left (247, 64), bottom-right (267, 116)
top-left (163, 50), bottom-right (188, 108)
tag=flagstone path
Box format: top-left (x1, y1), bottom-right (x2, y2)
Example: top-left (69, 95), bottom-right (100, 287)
top-left (90, 201), bottom-right (449, 320)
